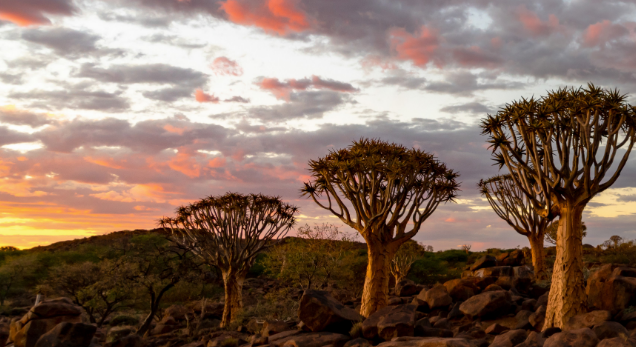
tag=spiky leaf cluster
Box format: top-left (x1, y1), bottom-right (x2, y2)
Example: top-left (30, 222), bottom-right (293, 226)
top-left (481, 84), bottom-right (636, 212)
top-left (301, 138), bottom-right (459, 243)
top-left (159, 193), bottom-right (298, 273)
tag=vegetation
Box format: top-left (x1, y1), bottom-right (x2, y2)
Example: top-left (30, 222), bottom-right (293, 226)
top-left (481, 84), bottom-right (636, 329)
top-left (302, 138), bottom-right (460, 317)
top-left (390, 241), bottom-right (426, 288)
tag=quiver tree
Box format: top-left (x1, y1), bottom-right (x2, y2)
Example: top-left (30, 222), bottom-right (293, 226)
top-left (480, 84), bottom-right (636, 329)
top-left (160, 193), bottom-right (297, 328)
top-left (390, 240), bottom-right (425, 288)
top-left (545, 220), bottom-right (586, 245)
top-left (478, 175), bottom-right (553, 279)
top-left (301, 138), bottom-right (459, 316)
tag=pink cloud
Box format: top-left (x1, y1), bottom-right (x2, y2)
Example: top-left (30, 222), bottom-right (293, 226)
top-left (517, 5), bottom-right (563, 37)
top-left (258, 76), bottom-right (357, 100)
top-left (389, 26), bottom-right (441, 67)
top-left (219, 0), bottom-right (311, 36)
top-left (583, 20), bottom-right (630, 47)
top-left (0, 0), bottom-right (75, 26)
top-left (194, 89), bottom-right (220, 103)
top-left (210, 56), bottom-right (244, 76)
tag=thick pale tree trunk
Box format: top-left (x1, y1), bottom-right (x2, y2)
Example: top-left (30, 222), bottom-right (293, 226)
top-left (360, 240), bottom-right (395, 317)
top-left (221, 269), bottom-right (245, 328)
top-left (543, 204), bottom-right (587, 330)
top-left (528, 235), bottom-right (547, 280)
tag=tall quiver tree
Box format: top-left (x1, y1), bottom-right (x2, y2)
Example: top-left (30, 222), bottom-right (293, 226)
top-left (479, 175), bottom-right (553, 280)
top-left (481, 84), bottom-right (636, 329)
top-left (160, 193), bottom-right (298, 328)
top-left (301, 139), bottom-right (460, 317)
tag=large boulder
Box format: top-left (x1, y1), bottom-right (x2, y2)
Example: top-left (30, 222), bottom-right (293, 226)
top-left (562, 310), bottom-right (611, 331)
top-left (34, 322), bottom-right (96, 347)
top-left (490, 329), bottom-right (527, 347)
top-left (543, 328), bottom-right (599, 347)
top-left (9, 299), bottom-right (84, 347)
top-left (597, 338), bottom-right (636, 347)
top-left (418, 285), bottom-right (452, 309)
top-left (470, 256), bottom-right (497, 271)
top-left (459, 290), bottom-right (513, 318)
top-left (593, 321), bottom-right (629, 340)
top-left (396, 279), bottom-right (420, 297)
top-left (362, 304), bottom-right (417, 341)
top-left (474, 266), bottom-right (512, 278)
top-left (587, 264), bottom-right (636, 314)
top-left (513, 266), bottom-right (534, 279)
top-left (279, 332), bottom-right (349, 347)
top-left (498, 250), bottom-right (525, 267)
top-left (443, 279), bottom-right (478, 302)
top-left (298, 290), bottom-right (363, 333)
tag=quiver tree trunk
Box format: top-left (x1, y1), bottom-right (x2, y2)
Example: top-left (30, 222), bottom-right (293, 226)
top-left (528, 235), bottom-right (546, 280)
top-left (221, 269), bottom-right (246, 328)
top-left (544, 204), bottom-right (587, 329)
top-left (360, 240), bottom-right (396, 317)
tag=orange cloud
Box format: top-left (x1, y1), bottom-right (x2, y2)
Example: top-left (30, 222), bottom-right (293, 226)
top-left (0, 1), bottom-right (75, 27)
top-left (210, 56), bottom-right (243, 76)
top-left (389, 26), bottom-right (440, 67)
top-left (220, 0), bottom-right (310, 36)
top-left (208, 157), bottom-right (227, 168)
top-left (163, 124), bottom-right (187, 135)
top-left (194, 89), bottom-right (220, 103)
top-left (258, 76), bottom-right (357, 100)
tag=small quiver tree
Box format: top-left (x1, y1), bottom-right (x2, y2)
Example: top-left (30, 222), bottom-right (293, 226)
top-left (480, 84), bottom-right (636, 329)
top-left (301, 138), bottom-right (459, 317)
top-left (160, 193), bottom-right (297, 328)
top-left (390, 240), bottom-right (425, 289)
top-left (479, 175), bottom-right (553, 280)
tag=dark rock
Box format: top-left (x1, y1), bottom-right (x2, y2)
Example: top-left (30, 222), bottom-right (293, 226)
top-left (343, 338), bottom-right (372, 347)
top-left (587, 264), bottom-right (636, 314)
top-left (103, 334), bottom-right (143, 347)
top-left (562, 310), bottom-right (611, 331)
top-left (419, 285), bottom-right (452, 310)
top-left (10, 299), bottom-right (84, 347)
top-left (447, 303), bottom-right (463, 321)
top-left (516, 331), bottom-right (545, 347)
top-left (376, 337), bottom-right (472, 347)
top-left (388, 297), bottom-right (404, 306)
top-left (515, 310), bottom-right (534, 330)
top-left (443, 279), bottom-right (478, 302)
top-left (471, 256), bottom-right (497, 271)
top-left (474, 266), bottom-right (512, 278)
top-left (396, 279), bottom-right (419, 297)
top-left (262, 320), bottom-right (290, 337)
top-left (490, 329), bottom-right (527, 347)
top-left (164, 305), bottom-right (191, 321)
top-left (597, 337), bottom-right (636, 347)
top-left (592, 321), bottom-right (629, 340)
top-left (521, 299), bottom-right (537, 312)
top-left (362, 304), bottom-right (416, 341)
top-left (535, 293), bottom-right (549, 311)
top-left (432, 318), bottom-right (449, 330)
top-left (298, 290), bottom-right (363, 333)
top-left (268, 330), bottom-right (302, 347)
top-left (513, 266), bottom-right (534, 279)
top-left (34, 322), bottom-right (96, 347)
top-left (541, 327), bottom-right (561, 339)
top-left (459, 291), bottom-right (513, 318)
top-left (543, 328), bottom-right (599, 347)
top-left (413, 326), bottom-right (453, 338)
top-left (483, 284), bottom-right (503, 292)
top-left (410, 298), bottom-right (429, 312)
top-left (276, 332), bottom-right (349, 347)
top-left (485, 323), bottom-right (509, 335)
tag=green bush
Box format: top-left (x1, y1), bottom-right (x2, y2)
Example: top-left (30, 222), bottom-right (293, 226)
top-left (436, 250), bottom-right (468, 264)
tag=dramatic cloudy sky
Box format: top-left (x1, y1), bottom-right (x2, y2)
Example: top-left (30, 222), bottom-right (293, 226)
top-left (1, 0), bottom-right (636, 249)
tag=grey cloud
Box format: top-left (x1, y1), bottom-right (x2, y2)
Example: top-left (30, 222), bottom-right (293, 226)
top-left (0, 72), bottom-right (22, 84)
top-left (225, 96), bottom-right (250, 103)
top-left (424, 72), bottom-right (525, 97)
top-left (0, 109), bottom-right (52, 127)
top-left (380, 75), bottom-right (427, 90)
top-left (0, 0), bottom-right (76, 26)
top-left (440, 102), bottom-right (494, 115)
top-left (20, 28), bottom-right (117, 58)
top-left (0, 126), bottom-right (34, 146)
top-left (75, 63), bottom-right (207, 87)
top-left (98, 12), bottom-right (173, 28)
top-left (248, 91), bottom-right (352, 122)
top-left (142, 86), bottom-right (192, 102)
top-left (9, 82), bottom-right (130, 112)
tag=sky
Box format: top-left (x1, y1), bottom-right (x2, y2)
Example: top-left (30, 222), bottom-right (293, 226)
top-left (1, 0), bottom-right (636, 250)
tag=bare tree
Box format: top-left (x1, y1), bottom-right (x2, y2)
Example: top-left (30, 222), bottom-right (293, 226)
top-left (301, 139), bottom-right (459, 317)
top-left (610, 235), bottom-right (623, 249)
top-left (481, 84), bottom-right (636, 329)
top-left (459, 244), bottom-right (472, 254)
top-left (161, 193), bottom-right (297, 328)
top-left (479, 175), bottom-right (552, 279)
top-left (390, 240), bottom-right (424, 288)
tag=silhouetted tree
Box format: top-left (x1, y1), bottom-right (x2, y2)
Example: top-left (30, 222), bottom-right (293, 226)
top-left (302, 139), bottom-right (459, 316)
top-left (459, 244), bottom-right (472, 254)
top-left (161, 193), bottom-right (297, 328)
top-left (481, 84), bottom-right (636, 329)
top-left (479, 175), bottom-right (553, 279)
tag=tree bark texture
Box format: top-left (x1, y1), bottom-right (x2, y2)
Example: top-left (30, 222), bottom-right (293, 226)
top-left (543, 205), bottom-right (587, 330)
top-left (221, 269), bottom-right (245, 328)
top-left (360, 241), bottom-right (395, 317)
top-left (529, 235), bottom-right (547, 280)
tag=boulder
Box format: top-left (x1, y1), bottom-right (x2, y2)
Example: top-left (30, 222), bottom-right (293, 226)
top-left (474, 266), bottom-right (512, 278)
top-left (268, 330), bottom-right (303, 347)
top-left (483, 284), bottom-right (503, 292)
top-left (298, 290), bottom-right (363, 333)
top-left (490, 329), bottom-right (527, 347)
top-left (529, 306), bottom-right (546, 331)
top-left (513, 266), bottom-right (534, 279)
top-left (562, 310), bottom-right (611, 331)
top-left (376, 337), bottom-right (472, 347)
top-left (516, 331), bottom-right (545, 347)
top-left (278, 332), bottom-right (349, 347)
top-left (592, 321), bottom-right (629, 340)
top-left (106, 326), bottom-right (134, 343)
top-left (418, 285), bottom-right (452, 309)
top-left (597, 338), bottom-right (636, 347)
top-left (396, 280), bottom-right (420, 297)
top-left (344, 338), bottom-right (372, 347)
top-left (501, 250), bottom-right (524, 267)
top-left (443, 279), bottom-right (478, 302)
top-left (262, 320), bottom-right (290, 337)
top-left (459, 291), bottom-right (513, 318)
top-left (485, 323), bottom-right (509, 335)
top-left (362, 304), bottom-right (416, 341)
top-left (543, 328), bottom-right (599, 347)
top-left (515, 310), bottom-right (534, 330)
top-left (10, 299), bottom-right (84, 347)
top-left (34, 322), bottom-right (96, 347)
top-left (150, 316), bottom-right (180, 336)
top-left (471, 256), bottom-right (497, 271)
top-left (587, 264), bottom-right (636, 314)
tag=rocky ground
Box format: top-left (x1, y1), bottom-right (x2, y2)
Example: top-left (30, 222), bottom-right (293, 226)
top-left (2, 250), bottom-right (636, 347)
